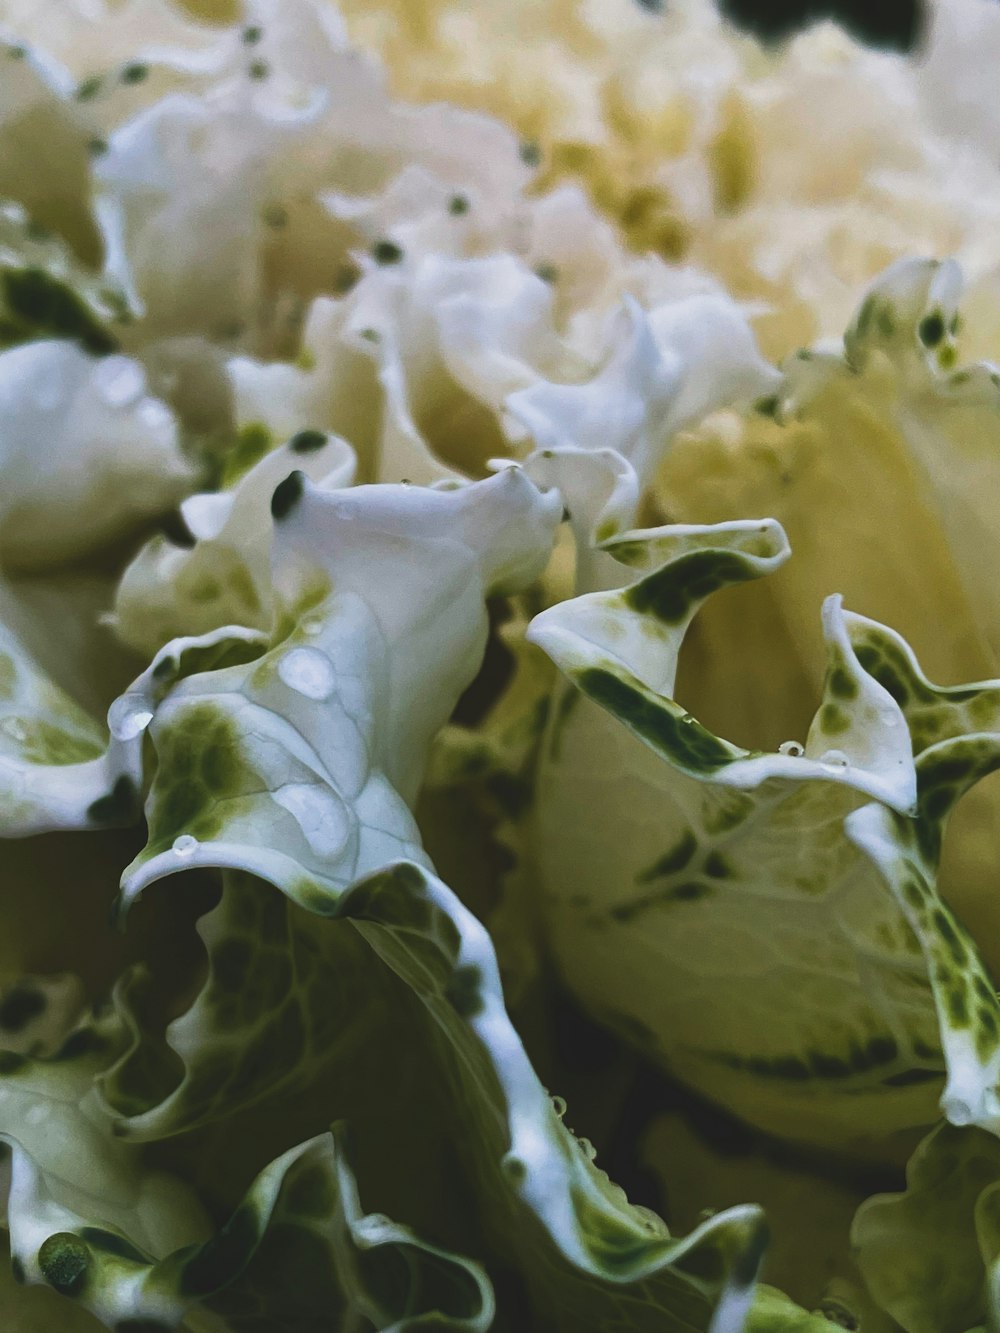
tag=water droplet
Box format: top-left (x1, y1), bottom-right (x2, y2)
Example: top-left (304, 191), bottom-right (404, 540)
top-left (172, 834), bottom-right (198, 858)
top-left (107, 694), bottom-right (153, 741)
top-left (878, 706), bottom-right (901, 728)
top-left (0, 717), bottom-right (27, 744)
top-left (25, 1104), bottom-right (50, 1126)
top-left (579, 1137), bottom-right (597, 1162)
top-left (93, 355), bottom-right (146, 408)
top-left (944, 1095), bottom-right (974, 1126)
top-left (819, 749), bottom-right (850, 770)
top-left (277, 646), bottom-right (335, 701)
top-left (680, 712), bottom-right (696, 725)
top-left (778, 740), bottom-right (804, 757)
top-left (301, 614), bottom-right (324, 637)
top-left (551, 1095), bottom-right (567, 1118)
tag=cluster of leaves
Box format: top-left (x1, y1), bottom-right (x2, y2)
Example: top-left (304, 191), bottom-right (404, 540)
top-left (4, 1), bottom-right (1000, 1331)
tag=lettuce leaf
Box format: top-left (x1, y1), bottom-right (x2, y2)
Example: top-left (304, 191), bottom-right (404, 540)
top-left (0, 339), bottom-right (196, 570)
top-left (853, 1119), bottom-right (1000, 1333)
top-left (526, 514), bottom-right (1000, 1152)
top-left (113, 428), bottom-right (356, 658)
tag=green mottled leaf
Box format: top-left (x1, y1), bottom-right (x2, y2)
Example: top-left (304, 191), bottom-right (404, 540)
top-left (526, 517), bottom-right (1000, 1151)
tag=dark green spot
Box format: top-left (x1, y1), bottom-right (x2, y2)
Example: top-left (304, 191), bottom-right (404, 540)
top-left (484, 771), bottom-right (531, 819)
top-left (152, 655), bottom-right (177, 682)
top-left (519, 141), bottom-right (540, 167)
top-left (120, 63), bottom-right (148, 84)
top-left (76, 75), bottom-right (102, 101)
top-left (38, 1233), bottom-right (90, 1295)
top-left (876, 306), bottom-right (896, 338)
top-left (372, 239), bottom-right (403, 266)
top-left (947, 988), bottom-right (970, 1028)
top-left (289, 429), bottom-right (326, 454)
top-left (242, 24), bottom-right (263, 43)
top-left (974, 976), bottom-right (995, 1004)
top-left (753, 394), bottom-right (780, 419)
top-left (819, 703), bottom-right (850, 735)
top-left (865, 1035), bottom-right (899, 1065)
top-left (671, 881), bottom-right (708, 901)
top-left (636, 830), bottom-right (697, 882)
top-left (448, 194), bottom-right (470, 216)
top-left (534, 263), bottom-right (558, 284)
top-left (262, 203), bottom-right (288, 229)
top-left (577, 668), bottom-right (734, 771)
top-left (10, 1256), bottom-right (25, 1284)
top-left (271, 470), bottom-right (305, 521)
top-left (918, 311), bottom-right (945, 347)
top-left (828, 666), bottom-right (858, 700)
top-left (704, 852), bottom-right (731, 879)
top-left (248, 59), bottom-right (269, 80)
top-left (807, 1051), bottom-right (852, 1079)
top-left (624, 549), bottom-right (751, 624)
top-left (933, 910), bottom-right (967, 964)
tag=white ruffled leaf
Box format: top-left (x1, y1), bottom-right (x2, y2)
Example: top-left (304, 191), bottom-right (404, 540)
top-left (119, 467), bottom-right (561, 907)
top-left (112, 428), bottom-right (356, 657)
top-left (0, 340), bottom-right (196, 570)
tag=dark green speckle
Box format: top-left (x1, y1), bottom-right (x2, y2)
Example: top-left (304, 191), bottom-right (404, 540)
top-left (918, 311), bottom-right (945, 348)
top-left (271, 470), bottom-right (306, 521)
top-left (289, 429), bottom-right (327, 454)
top-left (372, 239), bottom-right (403, 266)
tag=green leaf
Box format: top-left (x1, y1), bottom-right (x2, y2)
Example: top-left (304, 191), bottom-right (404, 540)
top-left (0, 201), bottom-right (129, 354)
top-left (853, 1120), bottom-right (1000, 1333)
top-left (119, 469), bottom-right (561, 910)
top-left (113, 429), bottom-right (356, 658)
top-left (524, 517), bottom-right (1000, 1151)
top-left (0, 619), bottom-right (141, 837)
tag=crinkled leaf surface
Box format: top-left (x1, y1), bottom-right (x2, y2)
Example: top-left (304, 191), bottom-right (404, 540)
top-left (852, 1119), bottom-right (1000, 1333)
top-left (0, 618), bottom-right (141, 838)
top-left (0, 991), bottom-right (493, 1332)
top-left (527, 516), bottom-right (1000, 1151)
top-left (94, 469), bottom-right (775, 1330)
top-left (113, 428), bottom-right (356, 657)
top-left (0, 200), bottom-right (124, 355)
top-left (103, 469), bottom-right (561, 1135)
top-left (120, 467), bottom-right (560, 905)
top-left (0, 339), bottom-right (196, 570)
